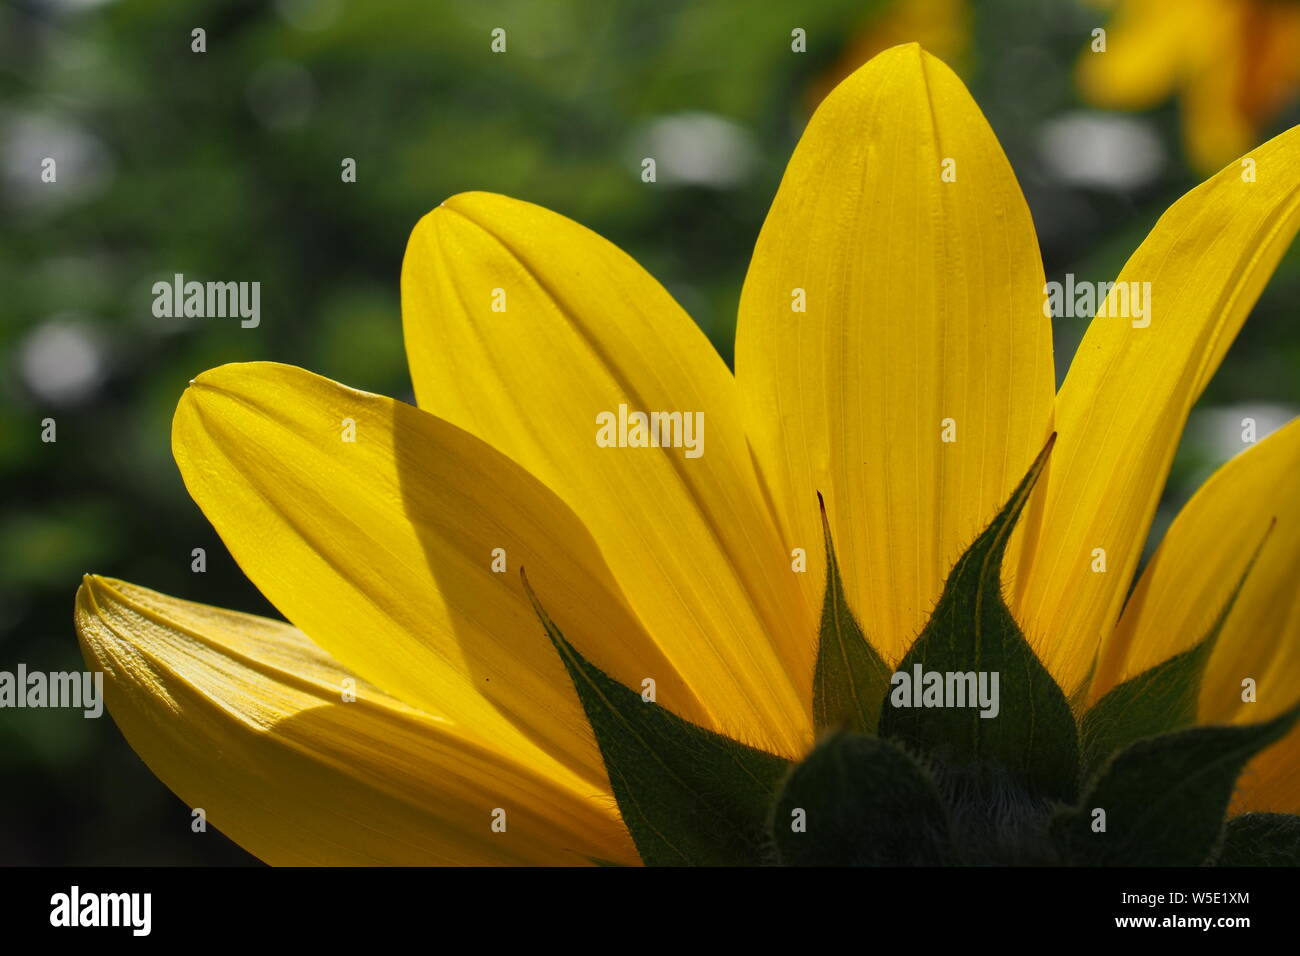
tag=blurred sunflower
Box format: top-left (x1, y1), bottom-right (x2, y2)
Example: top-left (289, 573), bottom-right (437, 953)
top-left (1078, 0), bottom-right (1300, 171)
top-left (76, 44), bottom-right (1300, 865)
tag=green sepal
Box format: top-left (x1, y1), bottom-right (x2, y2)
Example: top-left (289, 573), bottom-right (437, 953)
top-left (1214, 813), bottom-right (1300, 866)
top-left (813, 492), bottom-right (892, 736)
top-left (1078, 645), bottom-right (1211, 782)
top-left (877, 436), bottom-right (1079, 802)
top-left (771, 731), bottom-right (950, 866)
top-left (1078, 522), bottom-right (1273, 780)
top-left (522, 570), bottom-right (790, 866)
top-left (1053, 706), bottom-right (1300, 866)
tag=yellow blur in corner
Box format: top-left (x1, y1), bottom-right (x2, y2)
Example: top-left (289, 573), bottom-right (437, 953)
top-left (1079, 0), bottom-right (1300, 172)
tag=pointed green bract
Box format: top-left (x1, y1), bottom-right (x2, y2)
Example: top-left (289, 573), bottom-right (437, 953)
top-left (813, 493), bottom-right (892, 736)
top-left (1054, 707), bottom-right (1300, 866)
top-left (877, 436), bottom-right (1078, 801)
top-left (1079, 642), bottom-right (1212, 782)
top-left (522, 570), bottom-right (790, 866)
top-left (1079, 523), bottom-right (1273, 780)
top-left (771, 731), bottom-right (950, 865)
top-left (1215, 813), bottom-right (1300, 866)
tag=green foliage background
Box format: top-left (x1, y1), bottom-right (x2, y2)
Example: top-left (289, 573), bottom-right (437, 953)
top-left (1, 0), bottom-right (1297, 864)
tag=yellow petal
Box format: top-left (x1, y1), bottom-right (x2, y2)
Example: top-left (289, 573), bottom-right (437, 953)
top-left (76, 576), bottom-right (635, 865)
top-left (1179, 5), bottom-right (1257, 173)
top-left (172, 361), bottom-right (706, 789)
top-left (1241, 3), bottom-right (1300, 127)
top-left (1232, 720), bottom-right (1300, 815)
top-left (401, 192), bottom-right (812, 755)
top-left (735, 43), bottom-right (1055, 662)
top-left (1013, 124), bottom-right (1300, 694)
top-left (1090, 415), bottom-right (1300, 817)
top-left (1076, 0), bottom-right (1217, 111)
top-left (1093, 417), bottom-right (1300, 716)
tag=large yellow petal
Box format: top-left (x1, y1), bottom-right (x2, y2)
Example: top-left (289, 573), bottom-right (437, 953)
top-left (1087, 418), bottom-right (1300, 818)
top-left (1093, 417), bottom-right (1300, 713)
top-left (401, 192), bottom-right (812, 755)
top-left (76, 576), bottom-right (635, 865)
top-left (735, 43), bottom-right (1055, 662)
top-left (1013, 124), bottom-right (1300, 694)
top-left (172, 361), bottom-right (706, 788)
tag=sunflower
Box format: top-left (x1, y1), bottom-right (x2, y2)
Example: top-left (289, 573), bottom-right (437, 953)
top-left (1078, 0), bottom-right (1300, 172)
top-left (76, 44), bottom-right (1300, 866)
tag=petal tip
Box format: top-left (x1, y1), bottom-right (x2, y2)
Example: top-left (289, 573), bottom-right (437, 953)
top-left (74, 574), bottom-right (116, 647)
top-left (865, 41), bottom-right (935, 70)
top-left (78, 571), bottom-right (105, 599)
